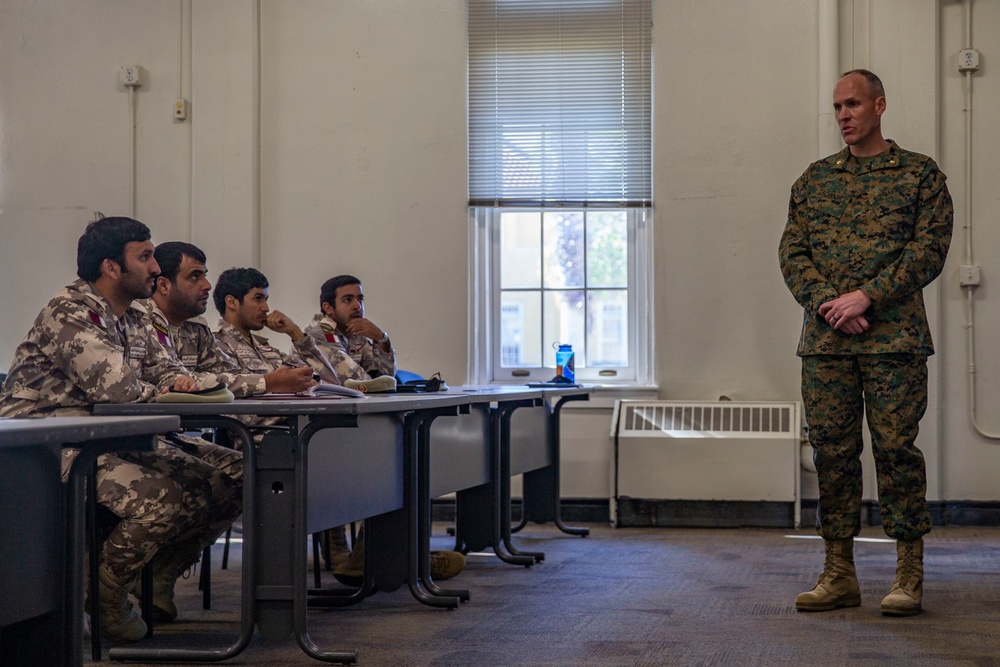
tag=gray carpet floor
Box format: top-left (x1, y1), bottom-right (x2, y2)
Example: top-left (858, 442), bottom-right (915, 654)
top-left (85, 523), bottom-right (1000, 666)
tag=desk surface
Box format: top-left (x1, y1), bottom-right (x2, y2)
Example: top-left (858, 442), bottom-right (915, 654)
top-left (446, 386), bottom-right (542, 402)
top-left (93, 393), bottom-right (471, 417)
top-left (449, 384), bottom-right (592, 401)
top-left (0, 415), bottom-right (181, 447)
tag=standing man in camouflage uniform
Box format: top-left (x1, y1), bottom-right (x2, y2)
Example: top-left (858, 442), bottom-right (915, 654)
top-left (779, 70), bottom-right (953, 617)
top-left (304, 275), bottom-right (397, 382)
top-left (144, 242), bottom-right (320, 398)
top-left (0, 218), bottom-right (243, 641)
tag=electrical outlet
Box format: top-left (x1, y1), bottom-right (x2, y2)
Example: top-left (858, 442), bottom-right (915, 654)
top-left (960, 265), bottom-right (981, 286)
top-left (120, 65), bottom-right (142, 87)
top-left (173, 98), bottom-right (189, 121)
top-left (959, 49), bottom-right (980, 72)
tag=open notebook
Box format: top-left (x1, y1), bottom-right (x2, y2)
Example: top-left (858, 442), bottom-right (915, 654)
top-left (306, 383), bottom-right (365, 398)
top-left (256, 383), bottom-right (366, 400)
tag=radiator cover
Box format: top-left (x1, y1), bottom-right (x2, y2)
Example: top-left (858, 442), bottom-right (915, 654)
top-left (611, 400), bottom-right (802, 528)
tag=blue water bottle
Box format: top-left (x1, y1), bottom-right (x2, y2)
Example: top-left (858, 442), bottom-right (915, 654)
top-left (555, 343), bottom-right (575, 384)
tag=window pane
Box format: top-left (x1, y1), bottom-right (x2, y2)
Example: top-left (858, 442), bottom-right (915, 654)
top-left (587, 211), bottom-right (628, 288)
top-left (500, 212), bottom-right (541, 289)
top-left (500, 291), bottom-right (541, 367)
top-left (587, 290), bottom-right (629, 367)
top-left (543, 289), bottom-right (586, 367)
top-left (543, 211), bottom-right (584, 289)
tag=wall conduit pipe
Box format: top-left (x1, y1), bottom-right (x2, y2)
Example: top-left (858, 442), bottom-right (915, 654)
top-left (959, 0), bottom-right (1000, 440)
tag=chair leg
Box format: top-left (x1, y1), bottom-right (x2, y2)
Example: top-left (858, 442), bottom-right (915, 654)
top-left (312, 533), bottom-right (322, 589)
top-left (221, 526), bottom-right (232, 570)
top-left (140, 564), bottom-right (154, 637)
top-left (199, 546), bottom-right (211, 610)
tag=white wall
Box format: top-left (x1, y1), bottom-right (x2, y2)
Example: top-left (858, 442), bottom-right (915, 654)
top-left (2, 0), bottom-right (999, 503)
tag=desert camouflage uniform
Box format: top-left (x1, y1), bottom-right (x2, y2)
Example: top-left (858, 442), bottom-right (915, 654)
top-left (779, 141), bottom-right (953, 542)
top-left (0, 279), bottom-right (242, 580)
top-left (137, 299), bottom-right (267, 397)
top-left (137, 298), bottom-right (276, 456)
top-left (304, 313), bottom-right (396, 382)
top-left (213, 319), bottom-right (341, 432)
top-left (213, 319), bottom-right (339, 383)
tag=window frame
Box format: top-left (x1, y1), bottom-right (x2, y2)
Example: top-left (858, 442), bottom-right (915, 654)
top-left (468, 205), bottom-right (654, 386)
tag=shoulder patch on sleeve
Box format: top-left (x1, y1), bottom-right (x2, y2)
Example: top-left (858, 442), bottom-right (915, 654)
top-left (150, 319), bottom-right (172, 347)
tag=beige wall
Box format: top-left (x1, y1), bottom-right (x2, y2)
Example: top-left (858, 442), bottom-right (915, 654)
top-left (2, 0), bottom-right (999, 502)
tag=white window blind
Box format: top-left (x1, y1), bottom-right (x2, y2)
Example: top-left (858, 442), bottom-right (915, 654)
top-left (468, 0), bottom-right (652, 208)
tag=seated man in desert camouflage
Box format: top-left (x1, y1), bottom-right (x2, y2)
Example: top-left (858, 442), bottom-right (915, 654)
top-left (142, 241), bottom-right (325, 399)
top-left (211, 266), bottom-right (339, 384)
top-left (304, 274), bottom-right (397, 382)
top-left (210, 266), bottom-right (352, 565)
top-left (303, 274), bottom-right (465, 584)
top-left (0, 217), bottom-right (240, 642)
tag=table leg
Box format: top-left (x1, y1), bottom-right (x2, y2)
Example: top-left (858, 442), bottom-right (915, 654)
top-left (109, 419), bottom-right (257, 663)
top-left (405, 410), bottom-right (461, 609)
top-left (517, 394), bottom-right (591, 538)
top-left (492, 405), bottom-right (537, 566)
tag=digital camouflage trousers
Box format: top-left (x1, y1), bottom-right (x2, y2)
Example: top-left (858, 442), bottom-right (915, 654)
top-left (801, 353), bottom-right (931, 542)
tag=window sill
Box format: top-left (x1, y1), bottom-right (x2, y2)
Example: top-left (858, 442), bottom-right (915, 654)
top-left (560, 383), bottom-right (659, 409)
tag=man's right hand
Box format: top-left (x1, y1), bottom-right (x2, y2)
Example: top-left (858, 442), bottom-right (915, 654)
top-left (165, 375), bottom-right (201, 393)
top-left (836, 315), bottom-right (870, 335)
top-left (262, 365), bottom-right (315, 394)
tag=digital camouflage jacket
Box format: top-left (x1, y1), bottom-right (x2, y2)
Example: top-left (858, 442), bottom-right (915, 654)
top-left (779, 140), bottom-right (953, 356)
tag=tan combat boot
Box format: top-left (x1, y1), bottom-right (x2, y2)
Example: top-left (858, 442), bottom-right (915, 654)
top-left (796, 538), bottom-right (862, 612)
top-left (332, 533), bottom-right (466, 586)
top-left (429, 550), bottom-right (466, 580)
top-left (880, 538), bottom-right (924, 616)
top-left (97, 564), bottom-right (147, 643)
top-left (324, 525), bottom-right (351, 568)
top-left (332, 533), bottom-right (366, 587)
top-left (147, 558), bottom-right (181, 623)
top-left (139, 546), bottom-right (203, 623)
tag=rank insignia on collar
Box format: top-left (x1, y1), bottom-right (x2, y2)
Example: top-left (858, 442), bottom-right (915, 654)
top-left (88, 310), bottom-right (106, 328)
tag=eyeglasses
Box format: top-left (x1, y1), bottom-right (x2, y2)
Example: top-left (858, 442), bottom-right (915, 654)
top-left (423, 372), bottom-right (443, 393)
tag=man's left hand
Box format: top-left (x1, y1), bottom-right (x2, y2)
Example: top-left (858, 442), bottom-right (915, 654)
top-left (819, 289), bottom-right (872, 331)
